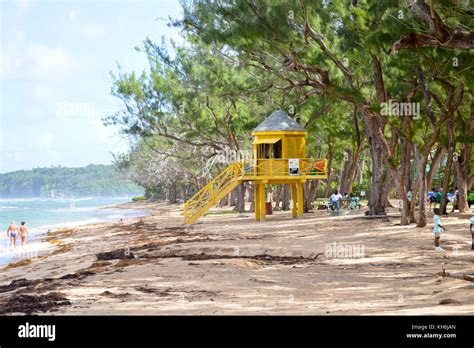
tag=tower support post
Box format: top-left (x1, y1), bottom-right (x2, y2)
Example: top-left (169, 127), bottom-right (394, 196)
top-left (255, 183), bottom-right (261, 221)
top-left (291, 183), bottom-right (297, 218)
top-left (259, 183), bottom-right (266, 221)
top-left (297, 182), bottom-right (304, 217)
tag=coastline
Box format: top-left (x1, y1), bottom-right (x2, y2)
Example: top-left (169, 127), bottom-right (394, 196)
top-left (0, 199), bottom-right (151, 267)
top-left (0, 200), bottom-right (472, 315)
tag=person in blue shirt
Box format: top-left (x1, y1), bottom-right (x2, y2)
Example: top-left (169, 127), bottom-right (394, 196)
top-left (428, 189), bottom-right (436, 211)
top-left (432, 208), bottom-right (446, 252)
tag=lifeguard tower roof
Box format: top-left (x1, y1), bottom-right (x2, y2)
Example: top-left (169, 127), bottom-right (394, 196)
top-left (252, 110), bottom-right (306, 133)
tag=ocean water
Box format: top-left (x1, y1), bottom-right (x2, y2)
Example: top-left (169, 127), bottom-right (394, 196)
top-left (0, 197), bottom-right (149, 266)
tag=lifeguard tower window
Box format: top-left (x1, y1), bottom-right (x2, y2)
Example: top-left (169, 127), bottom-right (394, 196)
top-left (258, 144), bottom-right (267, 159)
top-left (273, 139), bottom-right (282, 158)
top-left (258, 140), bottom-right (282, 159)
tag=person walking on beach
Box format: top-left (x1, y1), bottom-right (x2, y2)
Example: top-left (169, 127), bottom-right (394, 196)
top-left (432, 208), bottom-right (446, 252)
top-left (19, 221), bottom-right (29, 247)
top-left (6, 221), bottom-right (19, 249)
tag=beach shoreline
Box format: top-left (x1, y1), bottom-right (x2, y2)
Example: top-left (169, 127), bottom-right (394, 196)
top-left (0, 198), bottom-right (151, 266)
top-left (0, 200), bottom-right (472, 315)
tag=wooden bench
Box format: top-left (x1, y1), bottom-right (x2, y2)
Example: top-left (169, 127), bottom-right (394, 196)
top-left (313, 198), bottom-right (328, 210)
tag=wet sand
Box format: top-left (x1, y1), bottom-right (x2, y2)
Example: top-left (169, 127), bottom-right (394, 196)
top-left (0, 200), bottom-right (472, 315)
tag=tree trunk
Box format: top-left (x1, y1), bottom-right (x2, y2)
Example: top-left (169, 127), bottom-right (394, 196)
top-left (414, 145), bottom-right (428, 227)
top-left (180, 182), bottom-right (187, 201)
top-left (358, 151), bottom-right (366, 188)
top-left (455, 165), bottom-right (470, 213)
top-left (346, 145), bottom-right (364, 194)
top-left (360, 107), bottom-right (411, 222)
top-left (248, 183), bottom-right (255, 212)
top-left (440, 152), bottom-right (453, 215)
top-left (367, 140), bottom-right (386, 215)
top-left (167, 181), bottom-right (177, 204)
top-left (427, 147), bottom-right (446, 191)
top-left (229, 189), bottom-right (237, 207)
top-left (346, 106), bottom-right (364, 194)
top-left (234, 182), bottom-right (245, 212)
top-left (339, 149), bottom-right (352, 195)
top-left (273, 185), bottom-right (283, 211)
top-left (281, 184), bottom-right (290, 211)
top-left (304, 181), bottom-right (319, 212)
top-left (383, 170), bottom-right (395, 208)
top-left (324, 137), bottom-right (334, 197)
top-left (441, 121), bottom-right (456, 215)
top-left (453, 110), bottom-right (473, 213)
top-left (245, 181), bottom-right (252, 202)
top-left (400, 117), bottom-right (415, 223)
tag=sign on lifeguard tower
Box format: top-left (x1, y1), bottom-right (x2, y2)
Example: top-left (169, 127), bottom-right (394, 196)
top-left (288, 159), bottom-right (300, 176)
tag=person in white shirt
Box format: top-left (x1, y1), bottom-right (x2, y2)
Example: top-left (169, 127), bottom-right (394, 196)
top-left (432, 208), bottom-right (446, 252)
top-left (329, 190), bottom-right (342, 211)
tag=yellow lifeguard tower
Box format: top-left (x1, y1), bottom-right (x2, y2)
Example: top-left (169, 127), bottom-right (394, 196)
top-left (184, 110), bottom-right (328, 224)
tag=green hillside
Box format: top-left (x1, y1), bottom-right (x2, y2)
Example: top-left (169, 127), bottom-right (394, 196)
top-left (0, 164), bottom-right (143, 198)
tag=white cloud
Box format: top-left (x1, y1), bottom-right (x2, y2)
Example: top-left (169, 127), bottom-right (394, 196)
top-left (16, 0), bottom-right (29, 11)
top-left (15, 30), bottom-right (26, 41)
top-left (31, 84), bottom-right (54, 99)
top-left (27, 105), bottom-right (48, 119)
top-left (0, 43), bottom-right (75, 80)
top-left (38, 132), bottom-right (54, 150)
top-left (89, 118), bottom-right (114, 144)
top-left (27, 44), bottom-right (75, 79)
top-left (80, 22), bottom-right (108, 39)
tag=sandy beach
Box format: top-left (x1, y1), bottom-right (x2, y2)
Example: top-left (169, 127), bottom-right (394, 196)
top-left (0, 200), bottom-right (472, 315)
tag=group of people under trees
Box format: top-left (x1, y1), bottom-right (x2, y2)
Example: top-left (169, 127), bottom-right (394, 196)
top-left (327, 187), bottom-right (473, 253)
top-left (6, 221), bottom-right (29, 249)
top-left (328, 191), bottom-right (362, 211)
top-left (404, 186), bottom-right (466, 212)
top-left (426, 187), bottom-right (462, 212)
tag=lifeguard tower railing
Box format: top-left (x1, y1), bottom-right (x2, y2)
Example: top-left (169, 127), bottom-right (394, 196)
top-left (184, 158), bottom-right (328, 224)
top-left (240, 158), bottom-right (328, 180)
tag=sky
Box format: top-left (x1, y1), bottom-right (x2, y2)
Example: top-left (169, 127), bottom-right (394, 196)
top-left (0, 0), bottom-right (183, 173)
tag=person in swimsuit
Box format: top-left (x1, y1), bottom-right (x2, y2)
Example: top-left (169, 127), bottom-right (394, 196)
top-left (7, 221), bottom-right (19, 248)
top-left (19, 221), bottom-right (28, 247)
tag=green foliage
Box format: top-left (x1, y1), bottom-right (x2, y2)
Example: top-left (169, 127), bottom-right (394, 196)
top-left (0, 164), bottom-right (143, 198)
top-left (107, 0), bottom-right (473, 211)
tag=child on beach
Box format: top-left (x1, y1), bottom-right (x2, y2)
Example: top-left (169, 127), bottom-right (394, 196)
top-left (432, 208), bottom-right (446, 252)
top-left (19, 221), bottom-right (28, 247)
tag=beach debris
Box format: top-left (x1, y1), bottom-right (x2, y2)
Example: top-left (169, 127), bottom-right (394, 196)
top-left (0, 278), bottom-right (56, 293)
top-left (97, 247), bottom-right (135, 260)
top-left (248, 277), bottom-right (276, 284)
top-left (177, 253), bottom-right (322, 264)
top-left (100, 291), bottom-right (131, 299)
top-left (438, 298), bottom-right (461, 305)
top-left (437, 268), bottom-right (474, 282)
top-left (0, 292), bottom-right (70, 315)
top-left (0, 278), bottom-right (40, 293)
top-left (60, 270), bottom-right (96, 280)
top-left (3, 259), bottom-right (32, 270)
top-left (135, 286), bottom-right (172, 296)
